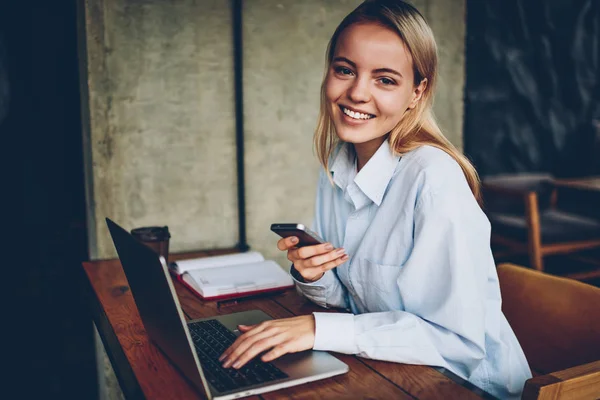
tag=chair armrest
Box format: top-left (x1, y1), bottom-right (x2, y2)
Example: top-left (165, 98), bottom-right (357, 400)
top-left (522, 360), bottom-right (600, 400)
top-left (482, 182), bottom-right (532, 199)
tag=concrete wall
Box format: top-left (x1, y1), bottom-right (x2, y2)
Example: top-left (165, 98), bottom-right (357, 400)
top-left (84, 0), bottom-right (238, 261)
top-left (80, 1), bottom-right (464, 398)
top-left (418, 0), bottom-right (466, 148)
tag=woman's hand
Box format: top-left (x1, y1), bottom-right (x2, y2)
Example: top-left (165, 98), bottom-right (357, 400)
top-left (278, 236), bottom-right (348, 282)
top-left (219, 315), bottom-right (315, 369)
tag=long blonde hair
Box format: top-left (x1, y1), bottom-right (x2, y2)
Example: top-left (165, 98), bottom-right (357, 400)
top-left (314, 0), bottom-right (481, 202)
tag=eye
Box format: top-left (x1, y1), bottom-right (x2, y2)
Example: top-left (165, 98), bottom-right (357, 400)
top-left (378, 77), bottom-right (396, 86)
top-left (334, 66), bottom-right (354, 76)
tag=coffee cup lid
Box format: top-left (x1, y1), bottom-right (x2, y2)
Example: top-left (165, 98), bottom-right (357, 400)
top-left (130, 226), bottom-right (170, 242)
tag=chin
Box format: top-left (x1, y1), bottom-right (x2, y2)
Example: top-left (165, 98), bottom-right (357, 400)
top-left (333, 125), bottom-right (378, 145)
top-left (334, 128), bottom-right (361, 144)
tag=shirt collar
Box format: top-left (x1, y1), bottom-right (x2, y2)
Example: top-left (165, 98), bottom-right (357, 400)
top-left (330, 140), bottom-right (400, 207)
top-left (330, 143), bottom-right (356, 191)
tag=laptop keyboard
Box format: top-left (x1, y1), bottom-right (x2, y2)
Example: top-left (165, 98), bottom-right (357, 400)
top-left (188, 319), bottom-right (288, 392)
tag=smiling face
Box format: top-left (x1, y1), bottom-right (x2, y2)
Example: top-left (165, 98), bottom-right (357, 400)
top-left (325, 22), bottom-right (426, 158)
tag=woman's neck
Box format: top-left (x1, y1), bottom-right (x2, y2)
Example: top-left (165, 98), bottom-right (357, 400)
top-left (353, 136), bottom-right (387, 172)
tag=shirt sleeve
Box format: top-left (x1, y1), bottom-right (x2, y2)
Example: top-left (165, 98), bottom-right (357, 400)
top-left (312, 183), bottom-right (491, 380)
top-left (293, 170), bottom-right (350, 310)
top-left (291, 267), bottom-right (349, 309)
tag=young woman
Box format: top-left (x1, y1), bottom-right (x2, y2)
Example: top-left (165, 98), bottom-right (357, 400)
top-left (220, 1), bottom-right (531, 398)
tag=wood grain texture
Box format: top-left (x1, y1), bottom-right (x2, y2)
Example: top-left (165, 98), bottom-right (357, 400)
top-left (83, 258), bottom-right (206, 399)
top-left (84, 252), bottom-right (489, 399)
top-left (523, 361), bottom-right (600, 400)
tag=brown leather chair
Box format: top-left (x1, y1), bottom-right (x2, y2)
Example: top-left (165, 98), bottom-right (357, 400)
top-left (483, 174), bottom-right (600, 278)
top-left (497, 263), bottom-right (600, 399)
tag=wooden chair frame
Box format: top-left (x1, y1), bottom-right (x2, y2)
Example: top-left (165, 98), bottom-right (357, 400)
top-left (498, 263), bottom-right (600, 399)
top-left (484, 184), bottom-right (600, 278)
top-left (523, 360), bottom-right (600, 399)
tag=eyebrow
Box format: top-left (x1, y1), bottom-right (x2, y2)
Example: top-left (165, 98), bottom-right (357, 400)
top-left (332, 56), bottom-right (404, 78)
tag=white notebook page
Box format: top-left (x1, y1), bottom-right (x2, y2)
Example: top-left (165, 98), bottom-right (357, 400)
top-left (173, 251), bottom-right (264, 274)
top-left (183, 260), bottom-right (293, 297)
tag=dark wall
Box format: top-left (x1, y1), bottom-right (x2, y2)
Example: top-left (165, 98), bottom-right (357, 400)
top-left (465, 0), bottom-right (600, 178)
top-left (1, 1), bottom-right (97, 399)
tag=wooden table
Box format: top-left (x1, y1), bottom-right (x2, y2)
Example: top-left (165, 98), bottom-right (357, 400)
top-left (82, 250), bottom-right (493, 400)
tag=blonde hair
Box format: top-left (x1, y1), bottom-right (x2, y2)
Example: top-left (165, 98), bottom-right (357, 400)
top-left (314, 0), bottom-right (481, 202)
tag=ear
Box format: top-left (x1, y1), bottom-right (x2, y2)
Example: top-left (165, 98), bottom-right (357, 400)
top-left (408, 78), bottom-right (428, 109)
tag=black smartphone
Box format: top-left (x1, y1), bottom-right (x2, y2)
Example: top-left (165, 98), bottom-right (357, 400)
top-left (270, 223), bottom-right (325, 247)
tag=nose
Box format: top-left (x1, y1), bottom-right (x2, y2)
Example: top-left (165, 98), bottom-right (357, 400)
top-left (347, 76), bottom-right (370, 103)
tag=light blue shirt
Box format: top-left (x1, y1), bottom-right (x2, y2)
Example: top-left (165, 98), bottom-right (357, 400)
top-left (293, 140), bottom-right (531, 399)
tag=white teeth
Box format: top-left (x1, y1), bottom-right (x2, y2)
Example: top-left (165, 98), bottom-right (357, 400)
top-left (342, 107), bottom-right (373, 120)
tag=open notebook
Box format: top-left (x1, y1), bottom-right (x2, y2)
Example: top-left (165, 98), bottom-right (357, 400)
top-left (170, 252), bottom-right (294, 300)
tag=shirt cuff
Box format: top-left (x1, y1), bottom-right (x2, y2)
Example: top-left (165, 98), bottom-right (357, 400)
top-left (290, 265), bottom-right (335, 288)
top-left (312, 312), bottom-right (356, 354)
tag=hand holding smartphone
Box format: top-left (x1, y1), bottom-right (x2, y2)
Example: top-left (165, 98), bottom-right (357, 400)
top-left (271, 223), bottom-right (348, 282)
top-left (270, 223), bottom-right (325, 247)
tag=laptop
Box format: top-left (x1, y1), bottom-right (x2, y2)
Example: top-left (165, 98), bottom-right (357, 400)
top-left (106, 218), bottom-right (349, 400)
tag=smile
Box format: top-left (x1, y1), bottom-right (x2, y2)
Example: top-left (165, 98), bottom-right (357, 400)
top-left (340, 105), bottom-right (375, 120)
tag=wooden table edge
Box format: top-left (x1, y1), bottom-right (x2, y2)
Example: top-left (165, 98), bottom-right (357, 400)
top-left (81, 262), bottom-right (145, 400)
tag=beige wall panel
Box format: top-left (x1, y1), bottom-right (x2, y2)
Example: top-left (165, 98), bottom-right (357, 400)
top-left (243, 0), bottom-right (363, 268)
top-left (84, 0), bottom-right (237, 259)
top-left (417, 0), bottom-right (466, 149)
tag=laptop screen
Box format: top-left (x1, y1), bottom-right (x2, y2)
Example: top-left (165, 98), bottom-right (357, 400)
top-left (106, 218), bottom-right (211, 398)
